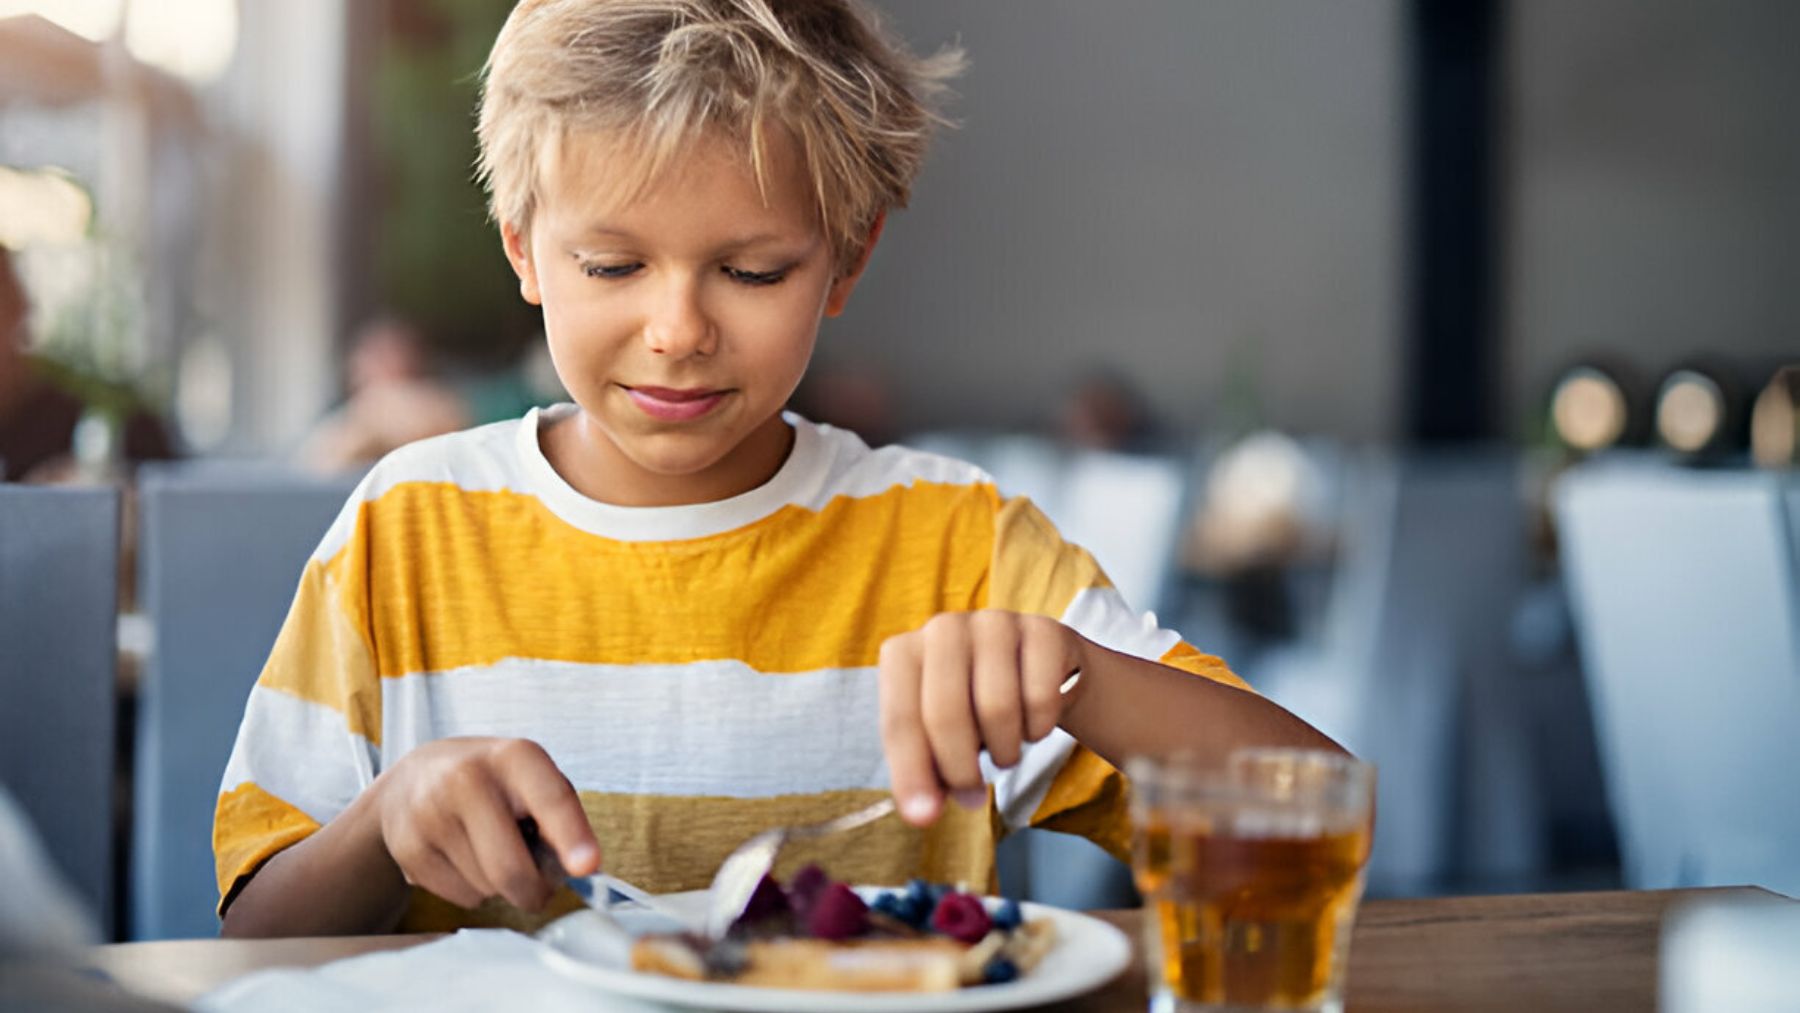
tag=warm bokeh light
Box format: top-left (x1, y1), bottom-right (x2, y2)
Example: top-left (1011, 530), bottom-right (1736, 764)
top-left (0, 166), bottom-right (93, 247)
top-left (0, 0), bottom-right (123, 41)
top-left (124, 0), bottom-right (238, 85)
top-left (1750, 366), bottom-right (1799, 469)
top-left (0, 0), bottom-right (237, 85)
top-left (1550, 368), bottom-right (1628, 452)
top-left (1655, 370), bottom-right (1725, 455)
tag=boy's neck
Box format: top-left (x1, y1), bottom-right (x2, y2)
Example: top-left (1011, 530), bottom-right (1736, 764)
top-left (540, 408), bottom-right (797, 508)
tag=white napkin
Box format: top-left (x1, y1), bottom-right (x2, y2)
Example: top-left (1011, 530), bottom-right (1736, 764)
top-left (194, 929), bottom-right (674, 1013)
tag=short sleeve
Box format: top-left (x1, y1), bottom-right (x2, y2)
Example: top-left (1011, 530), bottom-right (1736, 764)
top-left (212, 493), bottom-right (383, 915)
top-left (982, 495), bottom-right (1248, 862)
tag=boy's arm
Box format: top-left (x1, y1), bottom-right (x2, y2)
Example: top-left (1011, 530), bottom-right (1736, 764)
top-left (220, 782), bottom-right (410, 937)
top-left (1058, 632), bottom-right (1344, 769)
top-left (878, 611), bottom-right (1342, 827)
top-left (222, 738), bottom-right (599, 938)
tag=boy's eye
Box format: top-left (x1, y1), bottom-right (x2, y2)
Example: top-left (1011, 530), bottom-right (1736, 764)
top-left (582, 261), bottom-right (641, 280)
top-left (723, 265), bottom-right (789, 287)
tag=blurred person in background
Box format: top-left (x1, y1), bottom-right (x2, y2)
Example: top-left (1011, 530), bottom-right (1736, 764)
top-left (296, 313), bottom-right (471, 474)
top-left (0, 244), bottom-right (173, 483)
top-left (1058, 368), bottom-right (1162, 453)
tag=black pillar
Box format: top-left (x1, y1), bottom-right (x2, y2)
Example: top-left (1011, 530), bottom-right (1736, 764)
top-left (1406, 0), bottom-right (1501, 443)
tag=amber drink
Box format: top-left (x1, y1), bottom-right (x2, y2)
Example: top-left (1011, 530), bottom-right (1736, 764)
top-left (1129, 750), bottom-right (1375, 1013)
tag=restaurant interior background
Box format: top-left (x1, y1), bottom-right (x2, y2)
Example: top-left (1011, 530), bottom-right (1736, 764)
top-left (1, 0), bottom-right (1796, 944)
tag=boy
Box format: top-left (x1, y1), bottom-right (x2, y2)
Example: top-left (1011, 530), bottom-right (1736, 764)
top-left (215, 0), bottom-right (1342, 937)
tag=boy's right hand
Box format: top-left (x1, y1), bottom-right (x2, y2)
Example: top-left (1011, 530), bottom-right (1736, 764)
top-left (372, 737), bottom-right (600, 912)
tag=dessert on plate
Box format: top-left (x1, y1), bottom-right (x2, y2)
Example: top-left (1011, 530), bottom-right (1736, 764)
top-left (630, 865), bottom-right (1056, 992)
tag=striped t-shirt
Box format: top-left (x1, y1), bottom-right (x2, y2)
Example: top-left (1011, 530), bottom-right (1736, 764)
top-left (213, 405), bottom-right (1244, 930)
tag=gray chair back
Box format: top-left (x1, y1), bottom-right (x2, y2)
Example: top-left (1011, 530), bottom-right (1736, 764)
top-left (1556, 458), bottom-right (1800, 895)
top-left (0, 484), bottom-right (120, 937)
top-left (1253, 450), bottom-right (1541, 894)
top-left (132, 465), bottom-right (357, 939)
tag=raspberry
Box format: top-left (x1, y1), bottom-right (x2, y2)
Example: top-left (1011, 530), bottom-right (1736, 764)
top-left (806, 882), bottom-right (869, 940)
top-left (738, 873), bottom-right (789, 924)
top-left (929, 891), bottom-right (992, 944)
top-left (786, 863), bottom-right (831, 918)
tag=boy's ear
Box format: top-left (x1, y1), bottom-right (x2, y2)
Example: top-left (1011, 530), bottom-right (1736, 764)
top-left (824, 211), bottom-right (886, 318)
top-left (501, 221), bottom-right (544, 306)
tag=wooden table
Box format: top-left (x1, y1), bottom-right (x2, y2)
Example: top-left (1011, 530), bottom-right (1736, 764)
top-left (83, 888), bottom-right (1781, 1011)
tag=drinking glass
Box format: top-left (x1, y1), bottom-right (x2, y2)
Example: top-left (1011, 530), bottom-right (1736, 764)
top-left (1128, 748), bottom-right (1376, 1013)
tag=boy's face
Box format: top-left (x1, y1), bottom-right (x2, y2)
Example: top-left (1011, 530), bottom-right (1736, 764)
top-left (503, 127), bottom-right (872, 505)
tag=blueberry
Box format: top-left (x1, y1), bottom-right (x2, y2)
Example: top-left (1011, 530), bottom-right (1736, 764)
top-left (983, 957), bottom-right (1020, 984)
top-left (904, 878), bottom-right (934, 906)
top-left (871, 892), bottom-right (905, 919)
top-left (879, 892), bottom-right (928, 927)
top-left (991, 898), bottom-right (1023, 931)
top-left (895, 894), bottom-right (929, 927)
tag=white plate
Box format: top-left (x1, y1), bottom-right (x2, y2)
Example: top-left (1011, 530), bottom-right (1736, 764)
top-left (538, 888), bottom-right (1133, 1012)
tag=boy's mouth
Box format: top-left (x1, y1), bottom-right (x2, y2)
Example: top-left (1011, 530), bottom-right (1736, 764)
top-left (623, 384), bottom-right (730, 422)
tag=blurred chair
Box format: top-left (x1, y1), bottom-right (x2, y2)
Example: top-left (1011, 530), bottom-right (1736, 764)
top-left (1251, 450), bottom-right (1543, 894)
top-left (132, 464), bottom-right (357, 939)
top-left (1786, 486), bottom-right (1800, 570)
top-left (1555, 458), bottom-right (1800, 895)
top-left (905, 431), bottom-right (1069, 521)
top-left (1013, 449), bottom-right (1189, 909)
top-left (0, 484), bottom-right (119, 937)
top-left (1055, 450), bottom-right (1189, 617)
top-left (912, 433), bottom-right (1188, 617)
top-left (983, 434), bottom-right (1068, 523)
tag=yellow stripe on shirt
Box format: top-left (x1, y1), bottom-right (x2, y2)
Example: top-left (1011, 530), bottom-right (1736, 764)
top-left (214, 781), bottom-right (321, 913)
top-left (1159, 639), bottom-right (1251, 692)
top-left (256, 557), bottom-right (383, 743)
top-left (332, 480), bottom-right (997, 680)
top-left (987, 495), bottom-right (1110, 619)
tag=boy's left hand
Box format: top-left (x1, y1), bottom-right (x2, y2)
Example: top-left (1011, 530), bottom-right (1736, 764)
top-left (877, 609), bottom-right (1086, 826)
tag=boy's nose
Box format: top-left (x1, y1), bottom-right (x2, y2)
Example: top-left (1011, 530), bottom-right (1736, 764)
top-left (642, 277), bottom-right (717, 359)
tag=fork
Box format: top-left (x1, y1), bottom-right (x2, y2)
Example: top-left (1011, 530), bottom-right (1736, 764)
top-left (702, 668), bottom-right (1084, 939)
top-left (701, 795), bottom-right (896, 939)
top-left (520, 820), bottom-right (708, 930)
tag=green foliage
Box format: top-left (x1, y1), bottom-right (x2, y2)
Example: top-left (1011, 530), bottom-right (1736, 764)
top-left (32, 236), bottom-right (167, 420)
top-left (371, 0), bottom-right (537, 367)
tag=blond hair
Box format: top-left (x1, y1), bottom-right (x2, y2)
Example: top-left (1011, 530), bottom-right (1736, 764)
top-left (476, 0), bottom-right (962, 268)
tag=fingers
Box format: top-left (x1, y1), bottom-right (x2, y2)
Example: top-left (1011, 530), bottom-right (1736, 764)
top-left (971, 610), bottom-right (1025, 769)
top-left (458, 773), bottom-right (554, 911)
top-left (389, 801), bottom-right (492, 910)
top-left (1019, 614), bottom-right (1076, 742)
top-left (380, 737), bottom-right (596, 913)
top-left (920, 615), bottom-right (985, 802)
top-left (403, 843), bottom-right (487, 911)
top-left (879, 633), bottom-right (943, 826)
top-left (381, 767), bottom-right (493, 910)
top-left (434, 824), bottom-right (497, 907)
top-left (495, 740), bottom-right (601, 877)
top-left (881, 610), bottom-right (1082, 827)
